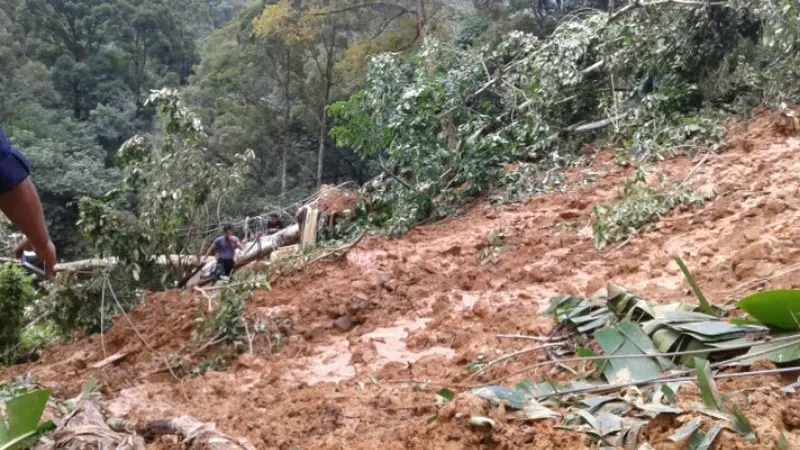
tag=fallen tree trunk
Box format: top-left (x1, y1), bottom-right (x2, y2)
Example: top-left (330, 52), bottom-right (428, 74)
top-left (0, 255), bottom-right (214, 273)
top-left (184, 224), bottom-right (300, 289)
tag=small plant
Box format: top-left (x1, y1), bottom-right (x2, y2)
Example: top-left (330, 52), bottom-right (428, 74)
top-left (0, 265), bottom-right (37, 365)
top-left (592, 168), bottom-right (709, 251)
top-left (30, 272), bottom-right (138, 339)
top-left (190, 355), bottom-right (232, 377)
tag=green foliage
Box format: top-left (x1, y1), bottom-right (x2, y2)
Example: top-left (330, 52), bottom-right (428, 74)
top-left (0, 265), bottom-right (37, 365)
top-left (331, 1), bottom-right (800, 237)
top-left (0, 0), bottom-right (234, 259)
top-left (592, 169), bottom-right (708, 251)
top-left (194, 284), bottom-right (251, 351)
top-left (0, 389), bottom-right (53, 450)
top-left (31, 273), bottom-right (138, 337)
top-left (674, 257), bottom-right (722, 317)
top-left (737, 290), bottom-right (800, 331)
top-left (78, 89), bottom-right (254, 284)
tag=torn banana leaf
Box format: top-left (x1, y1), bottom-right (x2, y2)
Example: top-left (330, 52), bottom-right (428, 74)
top-left (520, 398), bottom-right (560, 420)
top-left (581, 396), bottom-right (619, 412)
top-left (653, 308), bottom-right (715, 322)
top-left (679, 339), bottom-right (712, 367)
top-left (548, 295), bottom-right (592, 321)
top-left (650, 328), bottom-right (683, 353)
top-left (668, 418), bottom-right (704, 443)
top-left (516, 379), bottom-right (561, 397)
top-left (607, 284), bottom-right (655, 322)
top-left (695, 358), bottom-right (723, 411)
top-left (691, 425), bottom-right (723, 450)
top-left (473, 385), bottom-right (560, 421)
top-left (670, 321), bottom-right (759, 341)
top-left (734, 334), bottom-right (800, 366)
top-left (472, 386), bottom-right (528, 409)
top-left (594, 322), bottom-right (668, 383)
top-left (571, 307), bottom-right (618, 333)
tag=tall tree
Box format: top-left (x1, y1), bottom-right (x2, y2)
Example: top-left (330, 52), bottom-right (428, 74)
top-left (253, 0), bottom-right (319, 197)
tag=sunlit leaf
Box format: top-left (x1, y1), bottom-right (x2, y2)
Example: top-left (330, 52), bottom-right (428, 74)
top-left (737, 290), bottom-right (800, 331)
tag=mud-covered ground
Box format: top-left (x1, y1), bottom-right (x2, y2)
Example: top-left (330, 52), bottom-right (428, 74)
top-left (3, 111), bottom-right (800, 449)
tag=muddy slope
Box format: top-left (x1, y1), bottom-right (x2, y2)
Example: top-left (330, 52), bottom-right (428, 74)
top-left (4, 111), bottom-right (800, 449)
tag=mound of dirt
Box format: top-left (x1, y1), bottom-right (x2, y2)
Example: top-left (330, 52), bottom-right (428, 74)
top-left (4, 108), bottom-right (800, 449)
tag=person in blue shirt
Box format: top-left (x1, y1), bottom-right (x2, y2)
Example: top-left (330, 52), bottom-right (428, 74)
top-left (204, 223), bottom-right (243, 279)
top-left (0, 127), bottom-right (56, 277)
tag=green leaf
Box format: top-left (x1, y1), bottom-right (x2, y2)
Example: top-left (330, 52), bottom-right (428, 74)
top-left (668, 417), bottom-right (703, 442)
top-left (737, 290), bottom-right (800, 331)
top-left (594, 322), bottom-right (665, 383)
top-left (435, 388), bottom-right (455, 406)
top-left (694, 358), bottom-right (722, 411)
top-left (674, 257), bottom-right (720, 317)
top-left (472, 386), bottom-right (527, 409)
top-left (576, 347), bottom-right (609, 373)
top-left (82, 377), bottom-right (99, 395)
top-left (728, 405), bottom-right (757, 442)
top-left (0, 389), bottom-right (51, 450)
top-left (777, 433), bottom-right (791, 450)
top-left (521, 398), bottom-right (560, 420)
top-left (691, 425), bottom-right (722, 450)
top-left (735, 338), bottom-right (800, 366)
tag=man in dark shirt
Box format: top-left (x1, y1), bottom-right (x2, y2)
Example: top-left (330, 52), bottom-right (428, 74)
top-left (265, 213), bottom-right (284, 236)
top-left (204, 224), bottom-right (243, 278)
top-left (0, 127), bottom-right (56, 277)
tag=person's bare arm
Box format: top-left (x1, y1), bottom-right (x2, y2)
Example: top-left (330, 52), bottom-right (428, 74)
top-left (204, 242), bottom-right (216, 258)
top-left (0, 178), bottom-right (56, 276)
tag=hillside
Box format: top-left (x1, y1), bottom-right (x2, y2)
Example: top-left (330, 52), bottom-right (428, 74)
top-left (3, 109), bottom-right (800, 449)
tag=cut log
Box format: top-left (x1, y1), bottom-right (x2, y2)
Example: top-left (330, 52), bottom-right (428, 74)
top-left (3, 255), bottom-right (216, 274)
top-left (300, 208), bottom-right (319, 249)
top-left (184, 224), bottom-right (300, 289)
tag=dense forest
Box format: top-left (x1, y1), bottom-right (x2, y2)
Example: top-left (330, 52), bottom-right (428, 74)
top-left (0, 0), bottom-right (633, 260)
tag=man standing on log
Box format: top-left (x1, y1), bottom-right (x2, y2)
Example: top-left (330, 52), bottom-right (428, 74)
top-left (204, 224), bottom-right (242, 280)
top-left (0, 127), bottom-right (56, 277)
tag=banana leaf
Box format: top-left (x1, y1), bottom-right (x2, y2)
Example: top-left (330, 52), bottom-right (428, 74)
top-left (595, 322), bottom-right (665, 383)
top-left (737, 290), bottom-right (800, 331)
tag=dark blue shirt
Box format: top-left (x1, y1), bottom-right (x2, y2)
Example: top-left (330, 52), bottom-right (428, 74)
top-left (0, 128), bottom-right (31, 194)
top-left (213, 235), bottom-right (240, 260)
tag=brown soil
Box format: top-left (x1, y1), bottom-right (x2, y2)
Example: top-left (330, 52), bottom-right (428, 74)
top-left (4, 109), bottom-right (800, 449)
